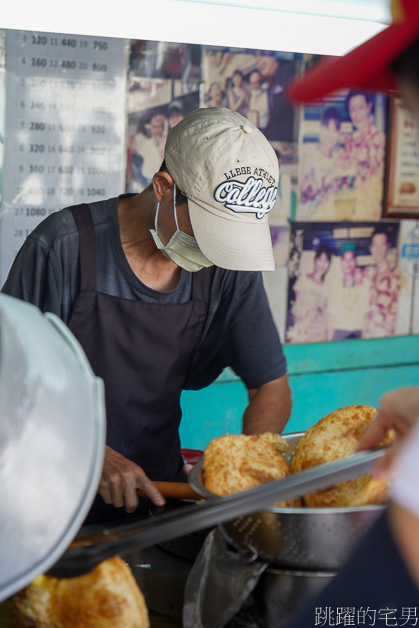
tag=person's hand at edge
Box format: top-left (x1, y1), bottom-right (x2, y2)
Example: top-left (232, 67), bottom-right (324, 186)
top-left (356, 387), bottom-right (419, 481)
top-left (98, 445), bottom-right (166, 513)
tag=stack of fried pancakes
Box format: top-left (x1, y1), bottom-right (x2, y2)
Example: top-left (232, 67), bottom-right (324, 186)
top-left (204, 431), bottom-right (302, 507)
top-left (203, 405), bottom-right (396, 508)
top-left (12, 556), bottom-right (149, 628)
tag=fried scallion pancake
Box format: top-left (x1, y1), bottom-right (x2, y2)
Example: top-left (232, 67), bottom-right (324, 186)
top-left (12, 555), bottom-right (149, 628)
top-left (291, 405), bottom-right (397, 508)
top-left (203, 432), bottom-right (302, 507)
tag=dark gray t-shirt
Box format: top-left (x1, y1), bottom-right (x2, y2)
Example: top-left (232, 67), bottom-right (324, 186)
top-left (2, 196), bottom-right (287, 390)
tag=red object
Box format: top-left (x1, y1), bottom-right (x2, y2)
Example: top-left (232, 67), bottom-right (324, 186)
top-left (288, 0), bottom-right (419, 103)
top-left (181, 448), bottom-right (204, 465)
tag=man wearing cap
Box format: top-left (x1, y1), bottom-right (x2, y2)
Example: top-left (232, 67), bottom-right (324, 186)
top-left (2, 107), bottom-right (291, 523)
top-left (283, 0), bottom-right (419, 616)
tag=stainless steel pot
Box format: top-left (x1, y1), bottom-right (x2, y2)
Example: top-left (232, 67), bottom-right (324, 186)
top-left (0, 295), bottom-right (106, 601)
top-left (254, 565), bottom-right (335, 627)
top-left (188, 432), bottom-right (385, 571)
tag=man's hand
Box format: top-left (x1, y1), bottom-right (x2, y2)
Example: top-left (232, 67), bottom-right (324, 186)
top-left (98, 446), bottom-right (165, 513)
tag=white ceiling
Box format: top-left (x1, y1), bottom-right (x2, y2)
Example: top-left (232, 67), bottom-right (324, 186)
top-left (181, 0), bottom-right (391, 22)
top-left (0, 0), bottom-right (390, 55)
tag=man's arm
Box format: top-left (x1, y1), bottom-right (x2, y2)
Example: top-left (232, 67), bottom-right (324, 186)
top-left (242, 374), bottom-right (292, 435)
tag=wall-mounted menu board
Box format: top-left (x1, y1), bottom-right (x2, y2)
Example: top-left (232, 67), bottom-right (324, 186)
top-left (0, 30), bottom-right (127, 283)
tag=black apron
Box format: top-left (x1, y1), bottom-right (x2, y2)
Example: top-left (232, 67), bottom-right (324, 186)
top-left (68, 204), bottom-right (212, 523)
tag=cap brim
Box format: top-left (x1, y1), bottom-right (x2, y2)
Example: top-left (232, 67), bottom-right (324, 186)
top-left (188, 199), bottom-right (275, 271)
top-left (288, 17), bottom-right (419, 103)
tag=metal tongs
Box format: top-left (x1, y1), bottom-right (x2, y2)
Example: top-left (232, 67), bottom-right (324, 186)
top-left (48, 447), bottom-right (386, 579)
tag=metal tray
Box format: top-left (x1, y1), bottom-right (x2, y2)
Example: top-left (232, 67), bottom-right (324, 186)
top-left (188, 432), bottom-right (385, 570)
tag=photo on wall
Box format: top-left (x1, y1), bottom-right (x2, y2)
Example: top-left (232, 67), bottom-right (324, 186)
top-left (286, 221), bottom-right (402, 344)
top-left (385, 96), bottom-right (419, 218)
top-left (263, 222), bottom-right (290, 343)
top-left (201, 46), bottom-right (300, 144)
top-left (200, 46), bottom-right (300, 219)
top-left (126, 78), bottom-right (199, 193)
top-left (129, 40), bottom-right (201, 82)
top-left (271, 140), bottom-right (299, 221)
top-left (297, 88), bottom-right (388, 222)
top-left (269, 223), bottom-right (289, 269)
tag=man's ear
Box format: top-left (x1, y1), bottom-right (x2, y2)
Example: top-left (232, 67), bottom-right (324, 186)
top-left (152, 171), bottom-right (174, 202)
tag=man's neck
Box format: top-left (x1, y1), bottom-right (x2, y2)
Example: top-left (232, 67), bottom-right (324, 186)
top-left (117, 193), bottom-right (182, 291)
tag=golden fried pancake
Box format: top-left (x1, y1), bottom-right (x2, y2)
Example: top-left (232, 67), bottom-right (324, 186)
top-left (12, 556), bottom-right (149, 628)
top-left (203, 432), bottom-right (302, 507)
top-left (291, 405), bottom-right (396, 507)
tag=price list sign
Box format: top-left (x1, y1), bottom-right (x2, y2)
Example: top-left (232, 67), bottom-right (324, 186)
top-left (1, 30), bottom-right (127, 282)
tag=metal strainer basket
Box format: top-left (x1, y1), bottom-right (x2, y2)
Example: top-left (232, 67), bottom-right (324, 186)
top-left (188, 432), bottom-right (385, 571)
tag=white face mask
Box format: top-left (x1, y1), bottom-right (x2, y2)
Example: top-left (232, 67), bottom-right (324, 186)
top-left (150, 184), bottom-right (213, 273)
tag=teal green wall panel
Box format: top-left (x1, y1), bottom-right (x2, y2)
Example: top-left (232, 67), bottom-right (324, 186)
top-left (285, 335), bottom-right (419, 374)
top-left (285, 364), bottom-right (419, 434)
top-left (180, 379), bottom-right (247, 449)
top-left (179, 335), bottom-right (419, 451)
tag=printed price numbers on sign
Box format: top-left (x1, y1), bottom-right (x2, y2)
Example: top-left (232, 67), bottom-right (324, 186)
top-left (87, 188), bottom-right (106, 197)
top-left (0, 29), bottom-right (126, 285)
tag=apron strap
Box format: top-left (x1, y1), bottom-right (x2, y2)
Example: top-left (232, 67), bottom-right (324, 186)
top-left (70, 204), bottom-right (97, 292)
top-left (191, 265), bottom-right (215, 302)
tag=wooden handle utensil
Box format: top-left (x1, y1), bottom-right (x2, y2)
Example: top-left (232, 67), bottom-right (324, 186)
top-left (136, 481), bottom-right (202, 500)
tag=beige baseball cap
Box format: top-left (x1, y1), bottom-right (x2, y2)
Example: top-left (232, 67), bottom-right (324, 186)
top-left (164, 107), bottom-right (279, 271)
